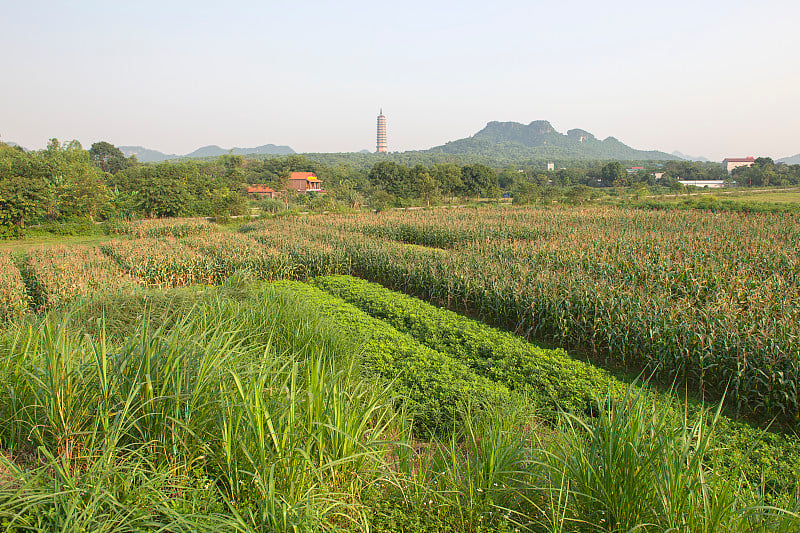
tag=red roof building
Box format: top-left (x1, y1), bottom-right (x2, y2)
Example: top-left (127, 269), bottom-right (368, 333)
top-left (247, 185), bottom-right (277, 199)
top-left (287, 172), bottom-right (324, 194)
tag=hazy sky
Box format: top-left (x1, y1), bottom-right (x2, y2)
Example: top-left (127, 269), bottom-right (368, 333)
top-left (2, 0), bottom-right (799, 161)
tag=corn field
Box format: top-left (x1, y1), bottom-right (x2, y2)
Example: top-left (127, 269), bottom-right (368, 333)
top-left (101, 237), bottom-right (218, 287)
top-left (0, 253), bottom-right (27, 320)
top-left (22, 244), bottom-right (140, 307)
top-left (243, 207), bottom-right (800, 422)
top-left (182, 231), bottom-right (294, 281)
top-left (109, 217), bottom-right (214, 238)
top-left (2, 207), bottom-right (798, 421)
top-left (1, 212), bottom-right (800, 531)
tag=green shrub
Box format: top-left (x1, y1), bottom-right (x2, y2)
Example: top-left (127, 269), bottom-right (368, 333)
top-left (313, 274), bottom-right (622, 416)
top-left (271, 280), bottom-right (513, 435)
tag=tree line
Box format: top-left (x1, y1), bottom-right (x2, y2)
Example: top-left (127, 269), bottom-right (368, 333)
top-left (3, 139), bottom-right (799, 237)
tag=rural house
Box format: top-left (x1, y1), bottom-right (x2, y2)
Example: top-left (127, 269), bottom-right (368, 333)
top-left (722, 157), bottom-right (755, 174)
top-left (247, 185), bottom-right (277, 199)
top-left (287, 172), bottom-right (324, 194)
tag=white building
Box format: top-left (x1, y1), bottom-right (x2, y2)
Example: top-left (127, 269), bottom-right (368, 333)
top-left (722, 157), bottom-right (755, 174)
top-left (677, 180), bottom-right (727, 189)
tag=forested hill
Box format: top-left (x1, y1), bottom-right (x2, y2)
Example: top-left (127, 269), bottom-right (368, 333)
top-left (425, 120), bottom-right (680, 161)
top-left (120, 143), bottom-right (295, 162)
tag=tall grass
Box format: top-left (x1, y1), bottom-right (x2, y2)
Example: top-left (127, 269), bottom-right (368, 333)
top-left (0, 284), bottom-right (398, 531)
top-left (527, 385), bottom-right (800, 532)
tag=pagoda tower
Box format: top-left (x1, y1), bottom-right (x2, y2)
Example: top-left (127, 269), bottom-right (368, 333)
top-left (376, 109), bottom-right (387, 153)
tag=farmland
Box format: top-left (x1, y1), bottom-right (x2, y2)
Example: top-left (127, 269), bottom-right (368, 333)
top-left (1, 206), bottom-right (799, 531)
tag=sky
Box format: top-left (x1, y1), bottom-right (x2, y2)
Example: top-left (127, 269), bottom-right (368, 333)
top-left (2, 0), bottom-right (799, 161)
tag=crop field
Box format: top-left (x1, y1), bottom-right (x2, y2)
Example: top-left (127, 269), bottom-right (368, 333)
top-left (243, 207), bottom-right (800, 422)
top-left (1, 206), bottom-right (799, 531)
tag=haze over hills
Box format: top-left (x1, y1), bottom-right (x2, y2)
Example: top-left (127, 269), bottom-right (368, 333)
top-left (777, 153), bottom-right (800, 165)
top-left (119, 143), bottom-right (295, 162)
top-left (424, 120), bottom-right (682, 161)
top-left (672, 150), bottom-right (711, 162)
top-left (2, 141), bottom-right (26, 150)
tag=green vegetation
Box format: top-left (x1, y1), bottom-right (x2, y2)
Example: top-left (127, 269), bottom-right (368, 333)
top-left (426, 120), bottom-right (680, 162)
top-left (272, 280), bottom-right (514, 434)
top-left (244, 208), bottom-right (800, 424)
top-left (1, 210), bottom-right (799, 530)
top-left (313, 275), bottom-right (620, 417)
top-left (1, 279), bottom-right (798, 531)
top-left (308, 275), bottom-right (800, 495)
top-left (5, 136), bottom-right (800, 241)
top-left (0, 285), bottom-right (400, 531)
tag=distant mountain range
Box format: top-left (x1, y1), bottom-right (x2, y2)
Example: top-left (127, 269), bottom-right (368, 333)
top-left (777, 153), bottom-right (800, 165)
top-left (671, 151), bottom-right (710, 162)
top-left (119, 143), bottom-right (295, 162)
top-left (424, 120), bottom-right (681, 161)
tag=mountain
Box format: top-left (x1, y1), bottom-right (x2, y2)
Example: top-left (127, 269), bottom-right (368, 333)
top-left (2, 141), bottom-right (26, 151)
top-left (119, 143), bottom-right (295, 163)
top-left (425, 120), bottom-right (680, 160)
top-left (777, 153), bottom-right (800, 165)
top-left (119, 146), bottom-right (179, 162)
top-left (184, 144), bottom-right (295, 158)
top-left (672, 150), bottom-right (710, 162)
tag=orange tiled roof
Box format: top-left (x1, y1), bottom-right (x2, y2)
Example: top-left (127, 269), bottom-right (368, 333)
top-left (289, 172), bottom-right (318, 181)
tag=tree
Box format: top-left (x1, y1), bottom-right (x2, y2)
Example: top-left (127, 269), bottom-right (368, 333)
top-left (431, 163), bottom-right (463, 201)
top-left (601, 161), bottom-right (626, 187)
top-left (565, 184), bottom-right (592, 205)
top-left (413, 168), bottom-right (440, 206)
top-left (41, 139), bottom-right (113, 221)
top-left (497, 167), bottom-right (521, 189)
top-left (116, 163), bottom-right (192, 218)
top-left (331, 179), bottom-right (364, 209)
top-left (461, 164), bottom-right (497, 199)
top-left (512, 182), bottom-right (540, 205)
top-left (539, 187), bottom-right (560, 205)
top-left (368, 188), bottom-right (395, 212)
top-left (0, 145), bottom-right (52, 235)
top-left (89, 142), bottom-right (135, 174)
top-left (368, 161), bottom-right (413, 198)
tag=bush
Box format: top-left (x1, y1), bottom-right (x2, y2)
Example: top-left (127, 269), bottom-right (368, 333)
top-left (313, 274), bottom-right (621, 416)
top-left (261, 198), bottom-right (284, 213)
top-left (271, 280), bottom-right (513, 435)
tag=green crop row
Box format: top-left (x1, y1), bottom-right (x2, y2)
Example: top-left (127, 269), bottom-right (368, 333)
top-left (270, 280), bottom-right (513, 435)
top-left (101, 237), bottom-right (217, 287)
top-left (0, 253), bottom-right (27, 320)
top-left (21, 245), bottom-right (139, 308)
top-left (354, 220), bottom-right (553, 249)
top-left (309, 274), bottom-right (800, 497)
top-left (313, 274), bottom-right (623, 415)
top-left (183, 232), bottom-right (294, 281)
top-left (109, 217), bottom-right (214, 238)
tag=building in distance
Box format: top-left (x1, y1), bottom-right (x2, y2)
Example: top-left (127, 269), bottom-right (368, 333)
top-left (247, 185), bottom-right (277, 199)
top-left (722, 157), bottom-right (755, 174)
top-left (287, 172), bottom-right (325, 194)
top-left (376, 109), bottom-right (387, 153)
top-left (677, 179), bottom-right (727, 189)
